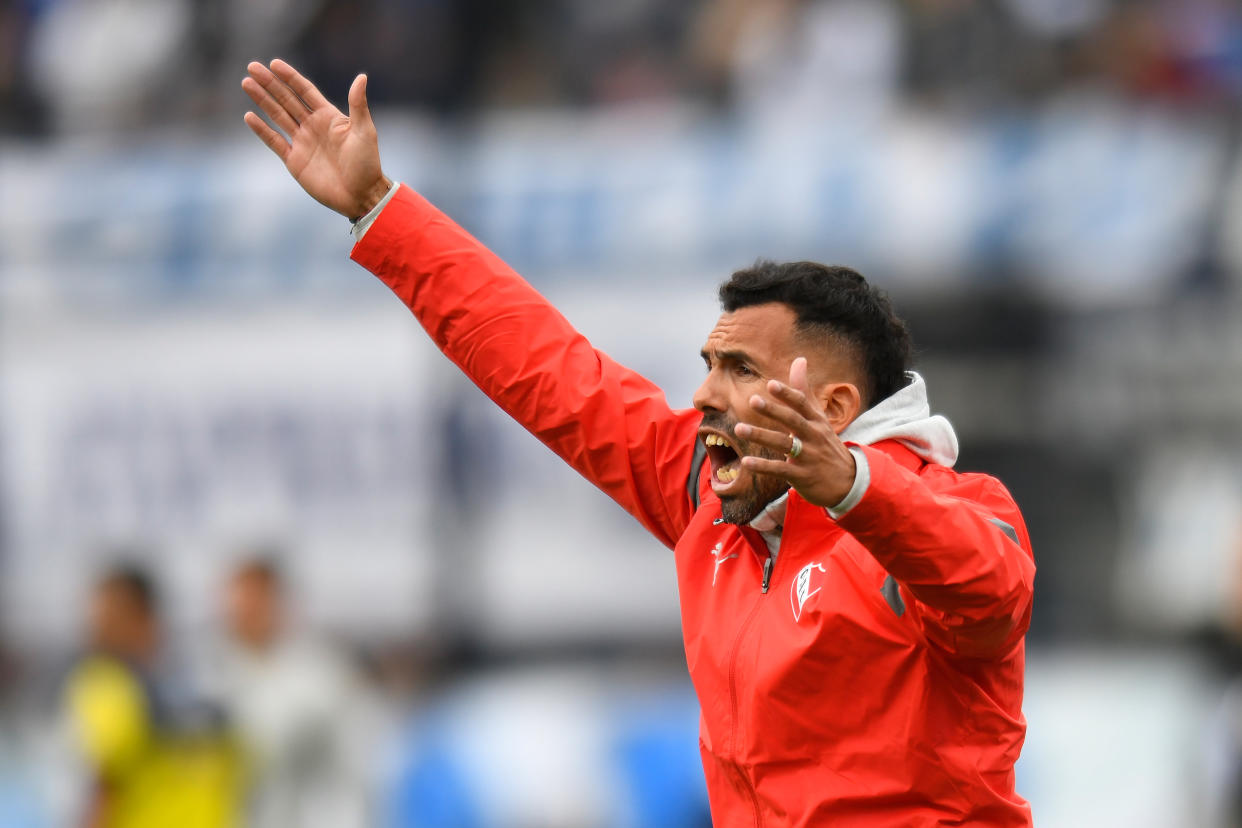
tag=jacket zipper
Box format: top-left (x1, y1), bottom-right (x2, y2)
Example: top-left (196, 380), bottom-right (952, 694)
top-left (726, 545), bottom-right (779, 826)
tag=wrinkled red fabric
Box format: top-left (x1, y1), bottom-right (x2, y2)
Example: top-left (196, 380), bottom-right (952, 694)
top-left (352, 186), bottom-right (1035, 827)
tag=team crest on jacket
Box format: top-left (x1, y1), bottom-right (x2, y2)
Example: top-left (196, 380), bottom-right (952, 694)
top-left (791, 562), bottom-right (826, 621)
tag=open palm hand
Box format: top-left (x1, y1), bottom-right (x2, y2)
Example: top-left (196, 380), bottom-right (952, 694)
top-left (242, 59), bottom-right (391, 219)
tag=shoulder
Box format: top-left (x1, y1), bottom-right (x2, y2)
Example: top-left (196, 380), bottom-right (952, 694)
top-left (923, 463), bottom-right (1018, 505)
top-left (867, 441), bottom-right (1020, 511)
top-left (916, 462), bottom-right (1030, 550)
top-left (65, 656), bottom-right (151, 768)
top-left (67, 655), bottom-right (143, 701)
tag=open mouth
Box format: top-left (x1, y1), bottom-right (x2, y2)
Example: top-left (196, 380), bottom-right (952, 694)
top-left (701, 430), bottom-right (743, 489)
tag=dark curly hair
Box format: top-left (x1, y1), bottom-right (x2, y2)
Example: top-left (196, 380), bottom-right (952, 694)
top-left (718, 261), bottom-right (911, 407)
top-left (97, 563), bottom-right (159, 616)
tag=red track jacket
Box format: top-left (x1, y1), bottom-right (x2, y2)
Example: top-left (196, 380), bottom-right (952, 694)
top-left (352, 186), bottom-right (1036, 827)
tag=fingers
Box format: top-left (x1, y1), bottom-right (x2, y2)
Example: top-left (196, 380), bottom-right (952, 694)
top-left (243, 111), bottom-right (290, 160)
top-left (740, 455), bottom-right (800, 479)
top-left (248, 61), bottom-right (313, 130)
top-left (347, 74), bottom-right (373, 130)
top-left (241, 75), bottom-right (299, 136)
top-left (734, 422), bottom-right (798, 455)
top-left (270, 58), bottom-right (331, 111)
top-left (748, 388), bottom-right (815, 437)
top-left (768, 372), bottom-right (820, 421)
top-left (788, 356), bottom-right (809, 394)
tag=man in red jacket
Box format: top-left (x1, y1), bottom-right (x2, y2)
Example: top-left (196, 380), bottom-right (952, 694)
top-left (242, 59), bottom-right (1036, 827)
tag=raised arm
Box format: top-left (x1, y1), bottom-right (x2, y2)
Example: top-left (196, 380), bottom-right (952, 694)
top-left (241, 61), bottom-right (704, 547)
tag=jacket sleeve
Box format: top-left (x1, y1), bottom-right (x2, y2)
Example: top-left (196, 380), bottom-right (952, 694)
top-left (350, 185), bottom-right (702, 549)
top-left (836, 446), bottom-right (1035, 659)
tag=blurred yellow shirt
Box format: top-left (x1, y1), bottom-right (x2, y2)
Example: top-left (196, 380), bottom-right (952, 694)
top-left (65, 656), bottom-right (246, 828)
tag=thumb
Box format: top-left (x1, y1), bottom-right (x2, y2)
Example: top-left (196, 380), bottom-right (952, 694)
top-left (348, 73), bottom-right (372, 128)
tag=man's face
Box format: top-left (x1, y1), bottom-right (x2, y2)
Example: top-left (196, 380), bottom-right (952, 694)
top-left (693, 303), bottom-right (806, 524)
top-left (225, 571), bottom-right (282, 652)
top-left (88, 583), bottom-right (156, 663)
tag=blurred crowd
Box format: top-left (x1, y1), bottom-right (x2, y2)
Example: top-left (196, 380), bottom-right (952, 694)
top-left (8, 1), bottom-right (1242, 826)
top-left (9, 556), bottom-right (376, 827)
top-left (2, 551), bottom-right (708, 828)
top-left (5, 0), bottom-right (1242, 135)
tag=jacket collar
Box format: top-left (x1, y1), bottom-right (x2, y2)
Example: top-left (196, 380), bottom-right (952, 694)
top-left (839, 371), bottom-right (958, 468)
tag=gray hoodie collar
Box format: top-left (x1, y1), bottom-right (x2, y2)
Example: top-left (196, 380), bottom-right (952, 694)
top-left (839, 371), bottom-right (958, 468)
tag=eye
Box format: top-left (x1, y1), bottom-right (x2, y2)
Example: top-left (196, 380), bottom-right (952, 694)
top-left (733, 363), bottom-right (755, 378)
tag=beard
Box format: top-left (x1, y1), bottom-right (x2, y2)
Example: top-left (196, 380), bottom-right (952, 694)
top-left (701, 412), bottom-right (791, 525)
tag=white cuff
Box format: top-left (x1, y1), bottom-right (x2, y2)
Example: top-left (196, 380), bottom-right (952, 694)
top-left (351, 181), bottom-right (402, 242)
top-left (826, 447), bottom-right (870, 519)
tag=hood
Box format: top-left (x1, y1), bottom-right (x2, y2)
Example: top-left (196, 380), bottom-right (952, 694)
top-left (839, 371), bottom-right (958, 468)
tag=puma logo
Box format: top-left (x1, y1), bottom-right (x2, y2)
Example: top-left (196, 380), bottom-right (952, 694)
top-left (710, 542), bottom-right (738, 586)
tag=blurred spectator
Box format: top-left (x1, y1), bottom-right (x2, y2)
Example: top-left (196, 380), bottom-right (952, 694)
top-left (189, 0), bottom-right (326, 117)
top-left (549, 0), bottom-right (696, 106)
top-left (901, 0), bottom-right (1064, 108)
top-left (0, 0), bottom-right (48, 135)
top-left (13, 0), bottom-right (1242, 135)
top-left (212, 555), bottom-right (371, 828)
top-left (28, 0), bottom-right (331, 132)
top-left (289, 0), bottom-right (478, 113)
top-left (63, 564), bottom-right (244, 828)
top-left (1002, 0), bottom-right (1110, 39)
top-left (691, 0), bottom-right (903, 118)
top-left (26, 0), bottom-right (196, 133)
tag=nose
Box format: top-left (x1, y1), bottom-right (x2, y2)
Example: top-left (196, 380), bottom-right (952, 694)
top-left (693, 370), bottom-right (725, 414)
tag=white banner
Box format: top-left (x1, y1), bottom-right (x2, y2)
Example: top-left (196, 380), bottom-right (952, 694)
top-left (0, 307), bottom-right (440, 647)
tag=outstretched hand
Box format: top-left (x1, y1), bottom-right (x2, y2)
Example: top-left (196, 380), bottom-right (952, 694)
top-left (242, 59), bottom-right (391, 219)
top-left (735, 357), bottom-right (858, 509)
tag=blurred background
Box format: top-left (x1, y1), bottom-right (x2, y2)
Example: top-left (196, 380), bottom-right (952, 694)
top-left (2, 0), bottom-right (1242, 825)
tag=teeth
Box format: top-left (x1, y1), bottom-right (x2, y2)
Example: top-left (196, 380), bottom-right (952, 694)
top-left (717, 467), bottom-right (738, 482)
top-left (705, 434), bottom-right (729, 447)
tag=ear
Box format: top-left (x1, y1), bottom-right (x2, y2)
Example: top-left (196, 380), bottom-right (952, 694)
top-left (815, 382), bottom-right (863, 434)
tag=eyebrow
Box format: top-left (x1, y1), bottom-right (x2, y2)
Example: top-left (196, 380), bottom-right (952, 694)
top-left (701, 348), bottom-right (757, 366)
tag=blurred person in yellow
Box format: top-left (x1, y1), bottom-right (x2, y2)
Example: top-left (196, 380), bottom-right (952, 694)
top-left (212, 556), bottom-right (371, 828)
top-left (63, 564), bottom-right (246, 828)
